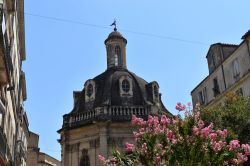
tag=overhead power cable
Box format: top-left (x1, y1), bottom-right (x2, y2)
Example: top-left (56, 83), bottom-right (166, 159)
top-left (24, 12), bottom-right (209, 46)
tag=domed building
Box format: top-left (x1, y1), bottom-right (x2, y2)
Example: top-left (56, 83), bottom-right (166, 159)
top-left (58, 28), bottom-right (173, 166)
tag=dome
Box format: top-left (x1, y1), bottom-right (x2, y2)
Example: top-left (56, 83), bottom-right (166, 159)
top-left (108, 31), bottom-right (123, 38)
top-left (71, 68), bottom-right (169, 115)
top-left (61, 30), bottom-right (172, 130)
top-left (104, 30), bottom-right (127, 44)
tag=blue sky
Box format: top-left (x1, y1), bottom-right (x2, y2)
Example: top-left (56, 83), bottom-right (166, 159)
top-left (23, 0), bottom-right (250, 160)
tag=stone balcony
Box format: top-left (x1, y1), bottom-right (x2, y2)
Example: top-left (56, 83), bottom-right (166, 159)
top-left (63, 106), bottom-right (149, 129)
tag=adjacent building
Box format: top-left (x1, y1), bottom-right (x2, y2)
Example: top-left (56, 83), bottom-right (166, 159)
top-left (58, 28), bottom-right (173, 166)
top-left (27, 132), bottom-right (61, 166)
top-left (0, 0), bottom-right (29, 165)
top-left (191, 30), bottom-right (250, 107)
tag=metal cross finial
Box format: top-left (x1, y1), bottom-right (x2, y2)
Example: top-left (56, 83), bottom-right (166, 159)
top-left (110, 19), bottom-right (117, 31)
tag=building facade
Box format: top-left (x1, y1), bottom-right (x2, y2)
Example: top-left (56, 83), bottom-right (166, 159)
top-left (0, 0), bottom-right (29, 165)
top-left (27, 132), bottom-right (61, 166)
top-left (191, 30), bottom-right (250, 107)
top-left (58, 29), bottom-right (173, 166)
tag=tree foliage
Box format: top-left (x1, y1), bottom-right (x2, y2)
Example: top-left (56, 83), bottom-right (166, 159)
top-left (201, 93), bottom-right (250, 144)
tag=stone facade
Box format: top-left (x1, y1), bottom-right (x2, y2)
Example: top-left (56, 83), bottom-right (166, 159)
top-left (60, 122), bottom-right (133, 166)
top-left (58, 29), bottom-right (172, 166)
top-left (0, 0), bottom-right (29, 165)
top-left (191, 30), bottom-right (250, 107)
top-left (27, 132), bottom-right (61, 166)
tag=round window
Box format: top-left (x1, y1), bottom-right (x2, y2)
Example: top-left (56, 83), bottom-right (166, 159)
top-left (122, 79), bottom-right (130, 93)
top-left (86, 84), bottom-right (93, 97)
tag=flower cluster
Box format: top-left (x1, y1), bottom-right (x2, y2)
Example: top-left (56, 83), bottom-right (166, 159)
top-left (99, 103), bottom-right (250, 165)
top-left (175, 102), bottom-right (186, 112)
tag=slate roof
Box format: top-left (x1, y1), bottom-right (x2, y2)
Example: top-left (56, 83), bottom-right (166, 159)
top-left (70, 67), bottom-right (170, 115)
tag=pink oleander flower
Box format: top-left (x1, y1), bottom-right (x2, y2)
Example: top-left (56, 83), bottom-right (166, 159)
top-left (172, 117), bottom-right (179, 125)
top-left (242, 144), bottom-right (250, 155)
top-left (153, 116), bottom-right (159, 126)
top-left (132, 115), bottom-right (144, 126)
top-left (98, 154), bottom-right (106, 163)
top-left (172, 139), bottom-right (177, 144)
top-left (223, 161), bottom-right (229, 166)
top-left (209, 133), bottom-right (217, 141)
top-left (155, 143), bottom-right (163, 150)
top-left (154, 155), bottom-right (161, 163)
top-left (106, 112), bottom-right (250, 166)
top-left (201, 127), bottom-right (210, 138)
top-left (229, 140), bottom-right (240, 151)
top-left (133, 131), bottom-right (142, 141)
top-left (147, 115), bottom-right (154, 125)
top-left (217, 129), bottom-right (228, 138)
top-left (125, 143), bottom-right (135, 153)
top-left (233, 153), bottom-right (248, 164)
top-left (167, 129), bottom-right (174, 141)
top-left (194, 111), bottom-right (200, 121)
top-left (207, 123), bottom-right (213, 130)
top-left (160, 115), bottom-right (170, 125)
top-left (198, 119), bottom-right (204, 129)
top-left (154, 124), bottom-right (163, 134)
top-left (175, 102), bottom-right (186, 112)
top-left (140, 143), bottom-right (148, 154)
top-left (212, 141), bottom-right (224, 152)
top-left (192, 126), bottom-right (199, 136)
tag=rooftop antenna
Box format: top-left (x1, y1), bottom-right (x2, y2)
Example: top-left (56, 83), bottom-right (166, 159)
top-left (110, 19), bottom-right (117, 31)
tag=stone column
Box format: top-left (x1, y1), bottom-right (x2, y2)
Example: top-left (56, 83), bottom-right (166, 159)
top-left (99, 124), bottom-right (108, 157)
top-left (71, 143), bottom-right (80, 166)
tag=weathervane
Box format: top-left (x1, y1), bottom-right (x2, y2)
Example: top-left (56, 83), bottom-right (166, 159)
top-left (110, 19), bottom-right (117, 31)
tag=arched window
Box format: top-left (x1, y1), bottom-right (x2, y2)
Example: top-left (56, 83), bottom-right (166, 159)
top-left (115, 46), bottom-right (121, 66)
top-left (107, 45), bottom-right (112, 55)
top-left (80, 149), bottom-right (90, 166)
top-left (122, 79), bottom-right (130, 92)
top-left (86, 84), bottom-right (93, 97)
top-left (114, 54), bottom-right (118, 66)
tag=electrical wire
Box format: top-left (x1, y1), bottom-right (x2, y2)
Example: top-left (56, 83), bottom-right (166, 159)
top-left (24, 12), bottom-right (209, 46)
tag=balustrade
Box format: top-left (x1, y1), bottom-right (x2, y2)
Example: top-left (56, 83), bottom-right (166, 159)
top-left (64, 106), bottom-right (149, 128)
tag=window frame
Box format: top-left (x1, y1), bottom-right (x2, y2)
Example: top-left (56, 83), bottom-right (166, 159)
top-left (86, 84), bottom-right (93, 97)
top-left (213, 78), bottom-right (220, 97)
top-left (121, 79), bottom-right (130, 93)
top-left (114, 45), bottom-right (121, 66)
top-left (232, 59), bottom-right (240, 79)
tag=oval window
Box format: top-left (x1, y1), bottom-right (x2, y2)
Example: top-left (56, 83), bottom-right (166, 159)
top-left (86, 84), bottom-right (93, 97)
top-left (122, 80), bottom-right (130, 93)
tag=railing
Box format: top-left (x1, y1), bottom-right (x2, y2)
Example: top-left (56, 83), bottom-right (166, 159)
top-left (63, 106), bottom-right (149, 128)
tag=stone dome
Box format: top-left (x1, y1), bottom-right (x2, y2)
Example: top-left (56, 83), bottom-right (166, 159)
top-left (71, 68), bottom-right (170, 114)
top-left (104, 30), bottom-right (127, 44)
top-left (61, 30), bottom-right (172, 130)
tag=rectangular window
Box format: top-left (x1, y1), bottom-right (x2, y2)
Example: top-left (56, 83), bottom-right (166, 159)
top-left (203, 87), bottom-right (207, 104)
top-left (232, 59), bottom-right (240, 80)
top-left (213, 78), bottom-right (220, 97)
top-left (198, 87), bottom-right (207, 105)
top-left (198, 91), bottom-right (205, 104)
